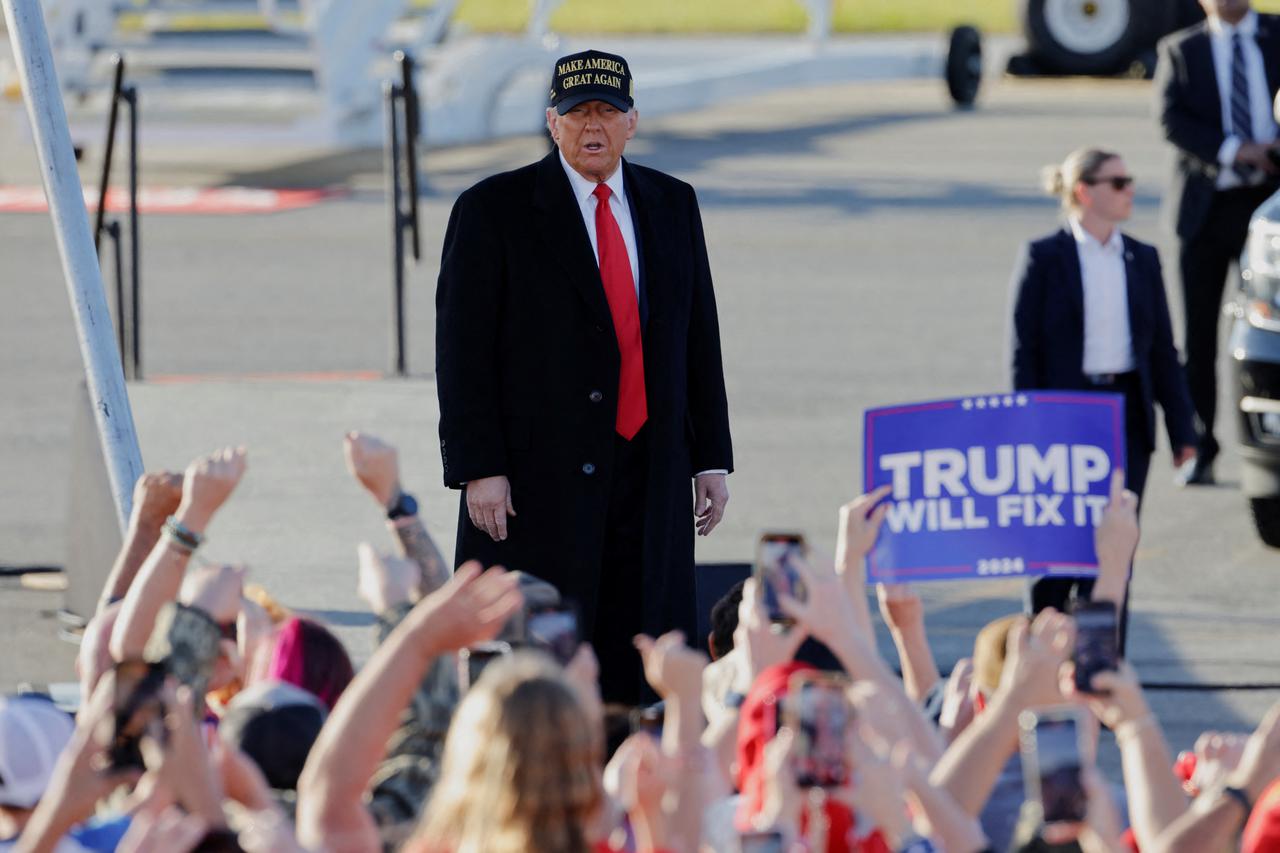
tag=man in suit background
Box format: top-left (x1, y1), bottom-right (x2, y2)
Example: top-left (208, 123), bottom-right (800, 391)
top-left (434, 50), bottom-right (733, 703)
top-left (1156, 0), bottom-right (1280, 485)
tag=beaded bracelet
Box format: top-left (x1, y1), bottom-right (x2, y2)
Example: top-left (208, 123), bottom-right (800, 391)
top-left (162, 515), bottom-right (203, 553)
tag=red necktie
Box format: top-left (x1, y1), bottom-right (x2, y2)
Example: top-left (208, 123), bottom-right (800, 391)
top-left (593, 183), bottom-right (647, 439)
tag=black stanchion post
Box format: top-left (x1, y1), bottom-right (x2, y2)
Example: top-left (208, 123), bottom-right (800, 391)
top-left (94, 54), bottom-right (124, 255)
top-left (124, 84), bottom-right (140, 380)
top-left (397, 51), bottom-right (421, 262)
top-left (385, 78), bottom-right (407, 377)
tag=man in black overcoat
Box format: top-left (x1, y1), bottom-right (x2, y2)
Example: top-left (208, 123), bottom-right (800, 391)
top-left (1156, 0), bottom-right (1280, 484)
top-left (434, 49), bottom-right (733, 702)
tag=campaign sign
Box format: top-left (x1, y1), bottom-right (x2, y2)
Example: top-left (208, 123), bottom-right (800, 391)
top-left (863, 392), bottom-right (1124, 583)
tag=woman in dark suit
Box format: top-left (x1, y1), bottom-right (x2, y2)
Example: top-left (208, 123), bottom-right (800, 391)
top-left (1009, 147), bottom-right (1197, 644)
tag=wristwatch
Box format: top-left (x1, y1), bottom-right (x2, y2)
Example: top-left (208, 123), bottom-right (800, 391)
top-left (387, 491), bottom-right (419, 520)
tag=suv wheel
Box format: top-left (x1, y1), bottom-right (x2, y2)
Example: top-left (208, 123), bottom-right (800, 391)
top-left (1249, 496), bottom-right (1280, 548)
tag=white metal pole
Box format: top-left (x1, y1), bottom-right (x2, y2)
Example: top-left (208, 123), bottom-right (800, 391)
top-left (3, 0), bottom-right (143, 531)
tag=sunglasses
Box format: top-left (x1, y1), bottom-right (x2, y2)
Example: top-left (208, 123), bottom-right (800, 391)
top-left (1083, 175), bottom-right (1135, 191)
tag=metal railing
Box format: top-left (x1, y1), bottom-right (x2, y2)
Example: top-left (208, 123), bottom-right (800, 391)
top-left (93, 53), bottom-right (141, 380)
top-left (384, 50), bottom-right (422, 377)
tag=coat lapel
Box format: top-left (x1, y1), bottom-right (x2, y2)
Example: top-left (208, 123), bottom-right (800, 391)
top-left (1258, 16), bottom-right (1280, 104)
top-left (1057, 228), bottom-right (1085, 323)
top-left (622, 158), bottom-right (665, 329)
top-left (532, 151), bottom-right (614, 332)
top-left (1121, 235), bottom-right (1145, 354)
top-left (1187, 26), bottom-right (1223, 129)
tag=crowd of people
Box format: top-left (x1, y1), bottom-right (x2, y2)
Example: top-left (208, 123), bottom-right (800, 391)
top-left (2, 435), bottom-right (1280, 853)
top-left (7, 0), bottom-right (1280, 850)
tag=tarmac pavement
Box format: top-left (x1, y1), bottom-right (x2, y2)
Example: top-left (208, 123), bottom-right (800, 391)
top-left (2, 73), bottom-right (1278, 764)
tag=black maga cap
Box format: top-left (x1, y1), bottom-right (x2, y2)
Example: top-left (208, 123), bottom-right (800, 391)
top-left (549, 49), bottom-right (634, 115)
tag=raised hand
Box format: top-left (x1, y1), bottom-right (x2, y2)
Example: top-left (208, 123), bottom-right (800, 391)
top-left (179, 564), bottom-right (246, 626)
top-left (131, 472), bottom-right (184, 529)
top-left (876, 582), bottom-right (924, 634)
top-left (343, 432), bottom-right (401, 508)
top-left (732, 578), bottom-right (807, 690)
top-left (356, 542), bottom-right (420, 614)
top-left (835, 485), bottom-right (891, 575)
top-left (634, 630), bottom-right (707, 700)
top-left (176, 446), bottom-right (247, 534)
top-left (1226, 700), bottom-right (1280, 802)
top-left (1065, 660), bottom-right (1149, 730)
top-left (997, 609), bottom-right (1074, 710)
top-left (1094, 469), bottom-right (1139, 597)
top-left (938, 658), bottom-right (976, 742)
top-left (413, 561), bottom-right (524, 655)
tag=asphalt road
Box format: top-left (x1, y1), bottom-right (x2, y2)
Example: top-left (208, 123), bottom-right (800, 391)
top-left (2, 74), bottom-right (1278, 762)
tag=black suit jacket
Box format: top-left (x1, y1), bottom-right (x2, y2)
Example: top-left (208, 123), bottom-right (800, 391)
top-left (435, 151), bottom-right (733, 636)
top-left (1009, 229), bottom-right (1196, 453)
top-left (1156, 15), bottom-right (1280, 239)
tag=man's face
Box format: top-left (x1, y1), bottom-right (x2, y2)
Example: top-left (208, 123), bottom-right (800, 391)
top-left (1200, 0), bottom-right (1251, 24)
top-left (548, 100), bottom-right (638, 182)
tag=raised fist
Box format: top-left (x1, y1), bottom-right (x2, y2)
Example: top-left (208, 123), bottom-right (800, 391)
top-left (344, 432), bottom-right (400, 508)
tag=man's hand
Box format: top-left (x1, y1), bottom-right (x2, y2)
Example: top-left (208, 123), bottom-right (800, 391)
top-left (343, 432), bottom-right (400, 509)
top-left (175, 447), bottom-right (247, 535)
top-left (466, 475), bottom-right (515, 542)
top-left (1174, 445), bottom-right (1196, 468)
top-left (694, 473), bottom-right (728, 536)
top-left (1236, 142), bottom-right (1280, 175)
top-left (131, 472), bottom-right (184, 529)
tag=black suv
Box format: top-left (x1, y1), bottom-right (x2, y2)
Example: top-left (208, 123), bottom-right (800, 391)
top-left (1231, 190), bottom-right (1280, 546)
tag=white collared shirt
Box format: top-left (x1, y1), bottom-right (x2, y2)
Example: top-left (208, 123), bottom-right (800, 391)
top-left (556, 151), bottom-right (726, 479)
top-left (1208, 11), bottom-right (1278, 189)
top-left (1069, 218), bottom-right (1134, 375)
top-left (558, 151), bottom-right (640, 296)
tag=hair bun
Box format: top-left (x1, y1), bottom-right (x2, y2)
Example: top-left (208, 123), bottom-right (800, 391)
top-left (1040, 165), bottom-right (1065, 198)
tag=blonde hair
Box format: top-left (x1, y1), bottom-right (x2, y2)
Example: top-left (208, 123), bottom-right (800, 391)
top-left (414, 654), bottom-right (604, 853)
top-left (1041, 147), bottom-right (1120, 213)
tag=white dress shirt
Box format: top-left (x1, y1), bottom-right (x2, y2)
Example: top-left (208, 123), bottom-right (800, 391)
top-left (558, 152), bottom-right (726, 479)
top-left (558, 151), bottom-right (640, 295)
top-left (1069, 218), bottom-right (1134, 375)
top-left (1209, 11), bottom-right (1278, 189)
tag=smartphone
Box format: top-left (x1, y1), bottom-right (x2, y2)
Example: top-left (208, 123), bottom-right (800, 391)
top-left (739, 830), bottom-right (786, 853)
top-left (782, 670), bottom-right (852, 789)
top-left (1019, 707), bottom-right (1087, 825)
top-left (1071, 600), bottom-right (1119, 694)
top-left (630, 702), bottom-right (664, 738)
top-left (754, 532), bottom-right (808, 626)
top-left (108, 659), bottom-right (167, 771)
top-left (457, 641), bottom-right (512, 692)
top-left (526, 605), bottom-right (580, 665)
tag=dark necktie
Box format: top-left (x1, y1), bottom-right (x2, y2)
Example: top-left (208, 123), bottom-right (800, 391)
top-left (1232, 31), bottom-right (1256, 179)
top-left (592, 183), bottom-right (647, 440)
